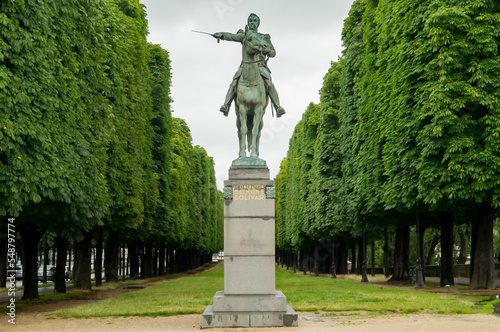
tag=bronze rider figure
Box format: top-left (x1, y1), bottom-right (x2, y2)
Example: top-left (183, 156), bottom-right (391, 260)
top-left (213, 13), bottom-right (286, 118)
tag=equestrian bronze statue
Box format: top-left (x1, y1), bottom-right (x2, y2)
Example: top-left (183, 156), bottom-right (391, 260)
top-left (211, 13), bottom-right (286, 159)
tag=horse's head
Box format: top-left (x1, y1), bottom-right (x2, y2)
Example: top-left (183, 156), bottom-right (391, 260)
top-left (243, 29), bottom-right (270, 56)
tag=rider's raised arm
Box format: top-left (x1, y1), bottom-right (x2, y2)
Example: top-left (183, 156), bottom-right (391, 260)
top-left (214, 29), bottom-right (245, 42)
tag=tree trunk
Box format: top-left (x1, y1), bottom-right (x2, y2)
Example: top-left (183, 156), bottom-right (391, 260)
top-left (128, 241), bottom-right (140, 279)
top-left (142, 242), bottom-right (153, 278)
top-left (95, 228), bottom-right (103, 287)
top-left (390, 224), bottom-right (410, 281)
top-left (287, 250), bottom-right (292, 270)
top-left (440, 211), bottom-right (454, 286)
top-left (330, 240), bottom-right (336, 278)
top-left (168, 247), bottom-right (176, 274)
top-left (356, 237), bottom-right (363, 275)
top-left (54, 235), bottom-right (67, 293)
top-left (302, 249), bottom-right (307, 275)
top-left (371, 238), bottom-right (375, 276)
top-left (19, 225), bottom-right (45, 300)
top-left (74, 230), bottom-right (92, 290)
top-left (337, 240), bottom-right (348, 274)
top-left (178, 249), bottom-right (186, 272)
top-left (361, 231), bottom-right (368, 282)
top-left (126, 243), bottom-right (130, 276)
top-left (313, 245), bottom-right (319, 276)
top-left (42, 235), bottom-right (48, 284)
top-left (158, 242), bottom-right (166, 276)
top-left (73, 241), bottom-right (78, 285)
top-left (153, 244), bottom-right (158, 277)
top-left (418, 222), bottom-right (427, 283)
top-left (469, 202), bottom-right (496, 289)
top-left (52, 243), bottom-right (56, 265)
top-left (457, 225), bottom-right (470, 264)
top-left (350, 239), bottom-right (356, 275)
top-left (425, 231), bottom-right (440, 266)
top-left (293, 251), bottom-right (297, 273)
top-left (119, 241), bottom-right (123, 279)
top-left (68, 246), bottom-right (72, 274)
top-left (105, 229), bottom-right (120, 283)
top-left (383, 228), bottom-right (390, 277)
top-left (121, 240), bottom-right (126, 281)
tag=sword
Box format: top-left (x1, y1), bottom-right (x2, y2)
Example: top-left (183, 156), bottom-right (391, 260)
top-left (191, 30), bottom-right (220, 43)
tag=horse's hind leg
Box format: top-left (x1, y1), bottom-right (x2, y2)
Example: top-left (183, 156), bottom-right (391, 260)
top-left (255, 117), bottom-right (264, 158)
top-left (247, 115), bottom-right (253, 153)
top-left (250, 106), bottom-right (264, 158)
top-left (236, 114), bottom-right (244, 158)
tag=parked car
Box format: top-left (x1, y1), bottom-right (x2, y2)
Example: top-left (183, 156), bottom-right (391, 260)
top-left (15, 264), bottom-right (23, 280)
top-left (65, 266), bottom-right (72, 280)
top-left (37, 265), bottom-right (56, 282)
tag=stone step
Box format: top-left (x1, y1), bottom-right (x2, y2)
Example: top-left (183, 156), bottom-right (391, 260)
top-left (202, 304), bottom-right (298, 328)
top-left (212, 290), bottom-right (288, 312)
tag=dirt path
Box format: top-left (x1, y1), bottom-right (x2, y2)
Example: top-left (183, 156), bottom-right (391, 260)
top-left (3, 264), bottom-right (500, 331)
top-left (8, 311), bottom-right (500, 331)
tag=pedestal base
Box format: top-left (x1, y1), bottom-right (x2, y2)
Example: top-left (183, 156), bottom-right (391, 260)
top-left (201, 291), bottom-right (298, 328)
top-left (201, 165), bottom-right (298, 328)
top-left (230, 157), bottom-right (268, 169)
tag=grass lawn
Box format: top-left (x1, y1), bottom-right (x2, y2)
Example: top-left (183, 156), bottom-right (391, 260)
top-left (54, 262), bottom-right (495, 318)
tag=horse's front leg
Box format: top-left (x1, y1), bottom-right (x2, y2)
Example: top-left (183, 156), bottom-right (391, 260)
top-left (238, 107), bottom-right (248, 158)
top-left (250, 106), bottom-right (264, 158)
top-left (255, 117), bottom-right (264, 159)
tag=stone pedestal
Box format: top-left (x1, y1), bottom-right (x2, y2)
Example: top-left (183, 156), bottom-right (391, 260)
top-left (202, 164), bottom-right (298, 328)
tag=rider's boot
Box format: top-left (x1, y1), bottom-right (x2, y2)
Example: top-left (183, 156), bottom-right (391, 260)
top-left (267, 83), bottom-right (286, 117)
top-left (220, 81), bottom-right (236, 116)
top-left (220, 104), bottom-right (229, 117)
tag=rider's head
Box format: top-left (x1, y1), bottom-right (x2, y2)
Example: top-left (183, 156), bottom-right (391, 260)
top-left (247, 13), bottom-right (260, 30)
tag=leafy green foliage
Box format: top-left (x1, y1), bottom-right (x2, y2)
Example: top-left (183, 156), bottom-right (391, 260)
top-left (166, 118), bottom-right (223, 252)
top-left (416, 0), bottom-right (500, 207)
top-left (104, 0), bottom-right (156, 232)
top-left (147, 43), bottom-right (173, 242)
top-left (0, 0), bottom-right (113, 235)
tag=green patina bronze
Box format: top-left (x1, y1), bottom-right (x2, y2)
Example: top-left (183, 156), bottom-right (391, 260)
top-left (223, 186), bottom-right (233, 199)
top-left (212, 13), bottom-right (286, 161)
top-left (265, 186), bottom-right (276, 199)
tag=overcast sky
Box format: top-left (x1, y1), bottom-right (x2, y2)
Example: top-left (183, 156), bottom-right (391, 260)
top-left (140, 0), bottom-right (355, 188)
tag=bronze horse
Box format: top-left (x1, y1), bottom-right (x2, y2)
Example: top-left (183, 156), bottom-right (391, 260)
top-left (234, 28), bottom-right (270, 159)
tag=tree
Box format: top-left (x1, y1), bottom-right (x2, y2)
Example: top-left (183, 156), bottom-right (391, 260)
top-left (102, 0), bottom-right (157, 283)
top-left (416, 0), bottom-right (500, 289)
top-left (0, 0), bottom-right (113, 298)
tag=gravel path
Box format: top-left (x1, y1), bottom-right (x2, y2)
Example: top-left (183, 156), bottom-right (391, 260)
top-left (8, 311), bottom-right (500, 331)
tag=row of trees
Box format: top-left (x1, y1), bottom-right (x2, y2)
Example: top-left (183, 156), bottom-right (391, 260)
top-left (276, 0), bottom-right (499, 289)
top-left (0, 0), bottom-right (223, 299)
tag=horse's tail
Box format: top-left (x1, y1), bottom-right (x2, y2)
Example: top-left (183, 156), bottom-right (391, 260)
top-left (247, 114), bottom-right (253, 152)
